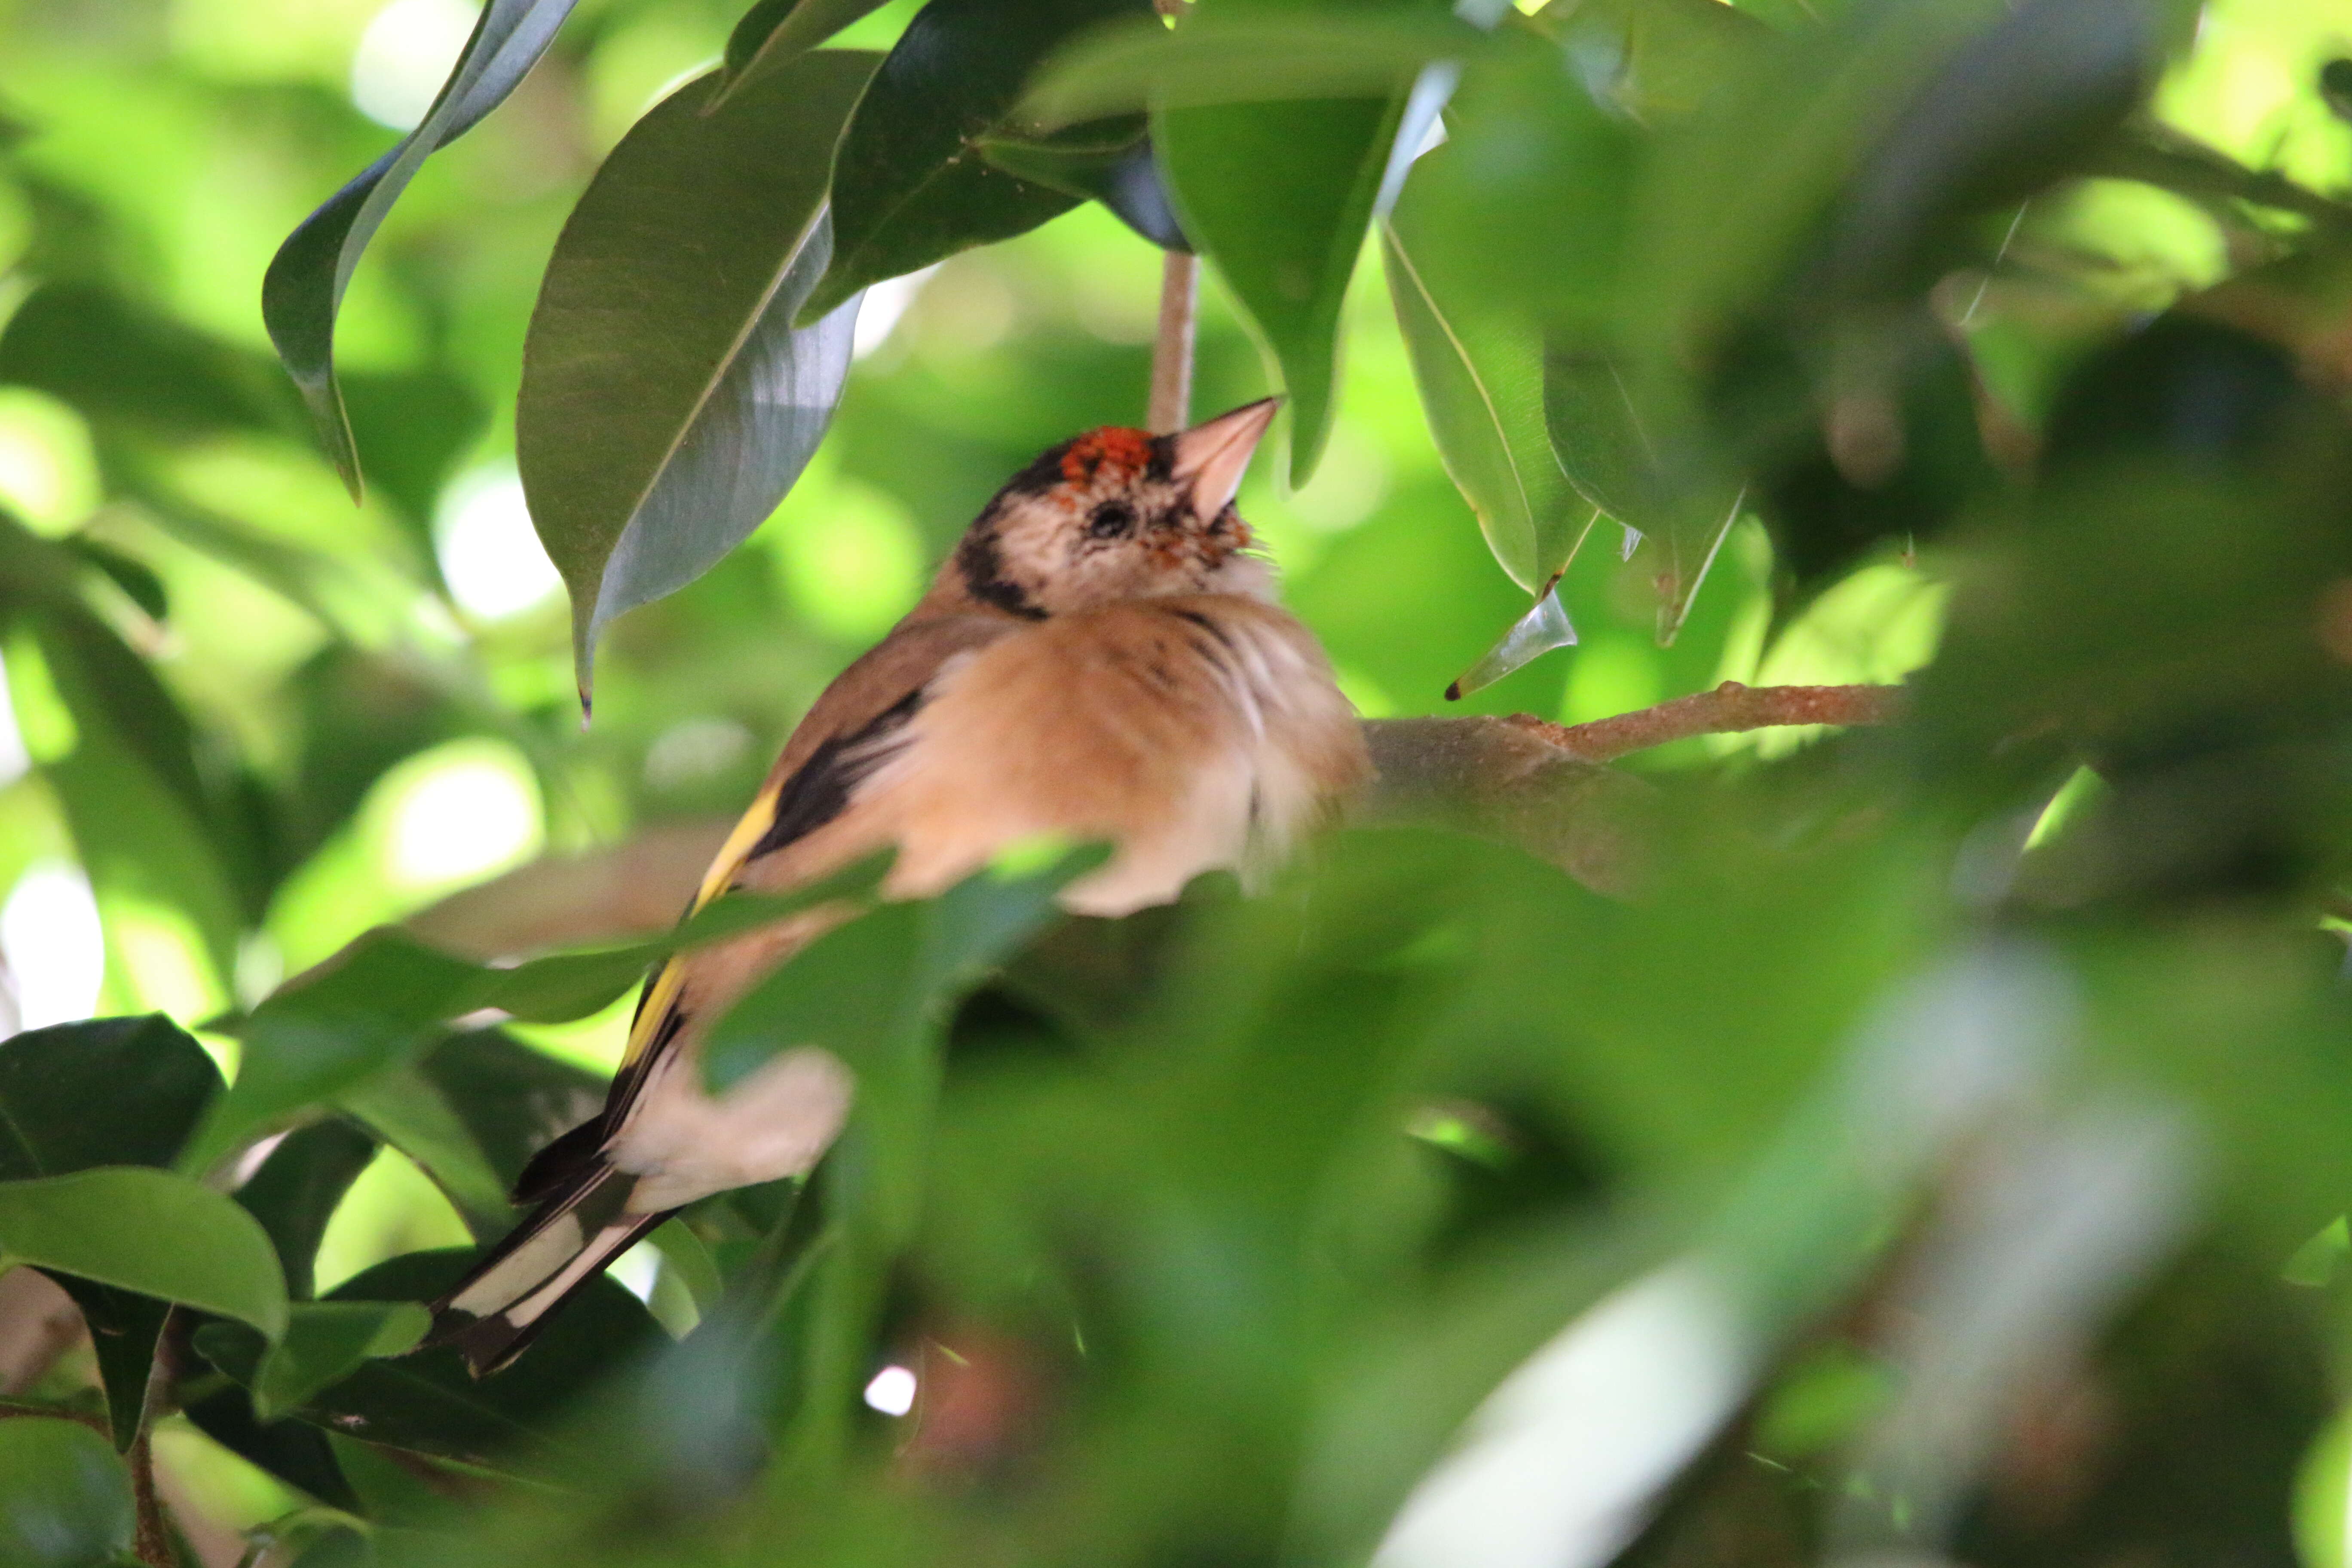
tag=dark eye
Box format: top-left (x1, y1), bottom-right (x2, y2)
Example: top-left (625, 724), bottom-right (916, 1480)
top-left (1086, 501), bottom-right (1137, 539)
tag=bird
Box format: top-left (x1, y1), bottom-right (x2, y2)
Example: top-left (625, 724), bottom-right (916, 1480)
top-left (425, 398), bottom-right (1372, 1374)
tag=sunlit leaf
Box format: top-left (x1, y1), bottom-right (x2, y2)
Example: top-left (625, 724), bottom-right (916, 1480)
top-left (520, 54), bottom-right (874, 706)
top-left (262, 0), bottom-right (580, 496)
top-left (1384, 154), bottom-right (1594, 591)
top-left (1445, 580), bottom-right (1579, 699)
top-left (0, 1167), bottom-right (288, 1337)
top-left (801, 0), bottom-right (1152, 323)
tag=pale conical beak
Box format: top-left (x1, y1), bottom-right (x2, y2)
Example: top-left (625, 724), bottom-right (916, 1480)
top-left (1172, 398), bottom-right (1279, 521)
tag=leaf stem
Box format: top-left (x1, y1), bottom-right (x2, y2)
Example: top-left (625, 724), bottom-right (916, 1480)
top-left (129, 1308), bottom-right (182, 1568)
top-left (1148, 250), bottom-right (1198, 434)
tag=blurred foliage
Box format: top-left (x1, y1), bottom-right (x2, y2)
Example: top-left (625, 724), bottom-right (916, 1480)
top-left (0, 0), bottom-right (2350, 1565)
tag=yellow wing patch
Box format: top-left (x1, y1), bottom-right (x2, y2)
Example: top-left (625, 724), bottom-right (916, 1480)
top-left (614, 772), bottom-right (786, 1076)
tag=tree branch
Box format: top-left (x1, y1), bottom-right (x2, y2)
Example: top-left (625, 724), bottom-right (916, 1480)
top-left (128, 1309), bottom-right (182, 1568)
top-left (1148, 250), bottom-right (1198, 434)
top-left (1513, 681), bottom-right (1905, 763)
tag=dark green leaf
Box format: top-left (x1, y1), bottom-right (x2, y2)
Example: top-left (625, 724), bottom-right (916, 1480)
top-left (261, 0), bottom-right (579, 496)
top-left (47, 1280), bottom-right (168, 1451)
top-left (0, 1417), bottom-right (134, 1567)
top-left (519, 55), bottom-right (873, 704)
top-left (235, 1119), bottom-right (380, 1301)
top-left (415, 1029), bottom-right (605, 1195)
top-left (0, 1015), bottom-right (221, 1179)
top-left (801, 0), bottom-right (1152, 323)
top-left (0, 1167), bottom-right (288, 1337)
top-left (975, 126), bottom-right (1188, 251)
top-left (196, 1250), bottom-right (664, 1475)
top-left (720, 0), bottom-right (892, 102)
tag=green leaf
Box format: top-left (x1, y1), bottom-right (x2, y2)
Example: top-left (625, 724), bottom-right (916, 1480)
top-left (1541, 343), bottom-right (1743, 642)
top-left (1444, 581), bottom-right (1580, 700)
top-left (1020, 8), bottom-right (1482, 127)
top-left (0, 1016), bottom-right (221, 1179)
top-left (1383, 175), bottom-right (1594, 592)
top-left (261, 0), bottom-right (579, 497)
top-left (0, 1167), bottom-right (288, 1338)
top-left (720, 0), bottom-right (893, 105)
top-left (0, 1015), bottom-right (225, 1446)
top-left (0, 1417), bottom-right (134, 1568)
top-left (519, 55), bottom-right (875, 707)
top-left (1155, 0), bottom-right (1448, 486)
top-left (234, 1119), bottom-right (380, 1302)
top-left (800, 0), bottom-right (1152, 324)
top-left (249, 1301), bottom-right (432, 1422)
top-left (335, 1063), bottom-right (516, 1239)
top-left (194, 1251), bottom-right (664, 1475)
top-left (974, 126), bottom-right (1189, 251)
top-left (414, 1029), bottom-right (606, 1197)
top-left (179, 1381), bottom-right (358, 1514)
top-left (183, 864), bottom-right (891, 1175)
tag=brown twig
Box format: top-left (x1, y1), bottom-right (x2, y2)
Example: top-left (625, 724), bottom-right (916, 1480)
top-left (128, 1309), bottom-right (182, 1568)
top-left (1148, 251), bottom-right (1198, 434)
top-left (1518, 681), bottom-right (1907, 764)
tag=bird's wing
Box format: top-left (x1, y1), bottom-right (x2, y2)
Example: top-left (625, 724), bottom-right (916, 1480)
top-left (538, 614), bottom-right (1020, 1184)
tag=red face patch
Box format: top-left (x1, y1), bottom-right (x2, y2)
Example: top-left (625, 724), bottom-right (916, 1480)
top-left (1061, 426), bottom-right (1156, 487)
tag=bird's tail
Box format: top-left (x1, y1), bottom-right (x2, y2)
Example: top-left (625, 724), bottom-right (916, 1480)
top-left (424, 1161), bottom-right (666, 1377)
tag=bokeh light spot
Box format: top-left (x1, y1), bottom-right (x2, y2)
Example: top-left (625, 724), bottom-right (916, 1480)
top-left (2, 862), bottom-right (104, 1032)
top-left (774, 479), bottom-right (923, 641)
top-left (382, 742), bottom-right (544, 893)
top-left (436, 465), bottom-right (563, 621)
top-left (0, 389), bottom-right (101, 535)
top-left (863, 1364), bottom-right (917, 1417)
top-left (351, 0), bottom-right (480, 130)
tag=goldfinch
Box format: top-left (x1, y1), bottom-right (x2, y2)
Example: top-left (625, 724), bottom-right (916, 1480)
top-left (426, 399), bottom-right (1370, 1373)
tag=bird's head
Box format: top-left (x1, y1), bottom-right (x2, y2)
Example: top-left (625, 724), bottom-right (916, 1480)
top-left (943, 399), bottom-right (1280, 619)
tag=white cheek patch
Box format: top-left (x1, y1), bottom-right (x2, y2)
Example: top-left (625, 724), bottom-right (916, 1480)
top-left (611, 1047), bottom-right (854, 1213)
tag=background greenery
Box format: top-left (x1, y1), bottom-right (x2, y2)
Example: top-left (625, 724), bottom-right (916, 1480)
top-left (0, 0), bottom-right (2349, 1563)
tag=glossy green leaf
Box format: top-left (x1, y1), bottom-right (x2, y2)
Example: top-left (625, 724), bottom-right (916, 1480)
top-left (234, 1118), bottom-right (380, 1302)
top-left (1384, 162), bottom-right (1594, 592)
top-left (261, 0), bottom-right (579, 496)
top-left (0, 1016), bottom-right (221, 1179)
top-left (1523, 0), bottom-right (1766, 118)
top-left (0, 1167), bottom-right (287, 1337)
top-left (1155, 0), bottom-right (1447, 486)
top-left (719, 0), bottom-right (892, 105)
top-left (519, 55), bottom-right (875, 706)
top-left (250, 1301), bottom-right (432, 1421)
top-left (800, 0), bottom-right (1152, 323)
top-left (0, 1418), bottom-right (134, 1568)
top-left (974, 126), bottom-right (1188, 251)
